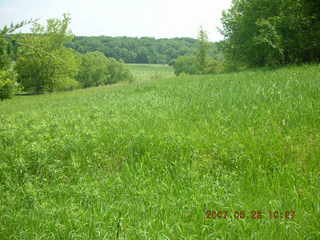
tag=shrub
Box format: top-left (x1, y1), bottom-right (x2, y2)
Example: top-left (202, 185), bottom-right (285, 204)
top-left (107, 58), bottom-right (133, 84)
top-left (173, 56), bottom-right (200, 76)
top-left (54, 77), bottom-right (81, 91)
top-left (16, 47), bottom-right (80, 93)
top-left (15, 14), bottom-right (81, 93)
top-left (0, 69), bottom-right (20, 100)
top-left (204, 59), bottom-right (225, 74)
top-left (76, 51), bottom-right (110, 88)
top-left (77, 52), bottom-right (133, 88)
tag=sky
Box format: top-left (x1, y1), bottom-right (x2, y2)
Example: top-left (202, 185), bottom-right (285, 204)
top-left (0, 0), bottom-right (232, 41)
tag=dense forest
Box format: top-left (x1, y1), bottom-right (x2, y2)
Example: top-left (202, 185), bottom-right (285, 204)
top-left (66, 36), bottom-right (205, 64)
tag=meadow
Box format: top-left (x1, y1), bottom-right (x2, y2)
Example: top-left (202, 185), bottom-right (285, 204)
top-left (0, 64), bottom-right (319, 239)
top-left (127, 64), bottom-right (175, 83)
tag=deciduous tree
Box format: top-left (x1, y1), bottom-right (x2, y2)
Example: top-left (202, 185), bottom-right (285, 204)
top-left (16, 14), bottom-right (80, 93)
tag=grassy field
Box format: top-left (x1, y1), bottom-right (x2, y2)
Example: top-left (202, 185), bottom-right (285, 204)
top-left (127, 64), bottom-right (174, 83)
top-left (0, 64), bottom-right (319, 239)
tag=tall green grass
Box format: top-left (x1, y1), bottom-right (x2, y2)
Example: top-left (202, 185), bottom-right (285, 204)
top-left (0, 64), bottom-right (319, 239)
top-left (127, 64), bottom-right (174, 83)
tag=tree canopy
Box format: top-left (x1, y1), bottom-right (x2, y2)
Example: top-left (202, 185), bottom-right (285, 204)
top-left (220, 0), bottom-right (320, 67)
top-left (16, 14), bottom-right (80, 93)
top-left (1, 14), bottom-right (133, 100)
top-left (0, 20), bottom-right (35, 100)
top-left (65, 36), bottom-right (200, 64)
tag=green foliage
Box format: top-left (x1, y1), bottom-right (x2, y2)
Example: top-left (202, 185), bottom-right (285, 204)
top-left (173, 28), bottom-right (227, 76)
top-left (173, 56), bottom-right (200, 76)
top-left (0, 37), bottom-right (11, 70)
top-left (11, 14), bottom-right (133, 96)
top-left (0, 32), bottom-right (15, 99)
top-left (16, 46), bottom-right (80, 93)
top-left (204, 58), bottom-right (225, 74)
top-left (76, 51), bottom-right (109, 87)
top-left (76, 51), bottom-right (132, 88)
top-left (197, 27), bottom-right (210, 72)
top-left (173, 55), bottom-right (225, 76)
top-left (15, 14), bottom-right (80, 93)
top-left (0, 20), bottom-right (36, 68)
top-left (0, 20), bottom-right (35, 99)
top-left (221, 0), bottom-right (320, 67)
top-left (66, 36), bottom-right (199, 64)
top-left (31, 13), bottom-right (73, 51)
top-left (0, 69), bottom-right (20, 100)
top-left (106, 58), bottom-right (133, 84)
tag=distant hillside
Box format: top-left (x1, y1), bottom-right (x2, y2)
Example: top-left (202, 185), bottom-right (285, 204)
top-left (65, 36), bottom-right (200, 64)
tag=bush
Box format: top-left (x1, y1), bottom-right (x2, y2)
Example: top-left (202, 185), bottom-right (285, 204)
top-left (0, 69), bottom-right (20, 100)
top-left (107, 58), bottom-right (133, 84)
top-left (204, 59), bottom-right (225, 74)
top-left (173, 56), bottom-right (200, 76)
top-left (77, 52), bottom-right (133, 88)
top-left (76, 51), bottom-right (110, 88)
top-left (54, 77), bottom-right (81, 91)
top-left (173, 56), bottom-right (230, 75)
top-left (16, 47), bottom-right (80, 93)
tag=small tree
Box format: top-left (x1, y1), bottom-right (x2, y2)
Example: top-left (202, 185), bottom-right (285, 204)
top-left (172, 27), bottom-right (211, 76)
top-left (76, 51), bottom-right (133, 88)
top-left (106, 58), bottom-right (133, 84)
top-left (0, 20), bottom-right (34, 99)
top-left (76, 51), bottom-right (110, 88)
top-left (0, 69), bottom-right (18, 100)
top-left (173, 56), bottom-right (199, 76)
top-left (197, 26), bottom-right (210, 73)
top-left (16, 14), bottom-right (79, 93)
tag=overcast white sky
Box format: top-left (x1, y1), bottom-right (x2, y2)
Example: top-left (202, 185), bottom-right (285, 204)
top-left (0, 0), bottom-right (232, 41)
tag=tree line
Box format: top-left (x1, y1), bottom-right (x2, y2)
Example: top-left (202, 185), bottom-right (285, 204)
top-left (65, 32), bottom-right (225, 76)
top-left (173, 0), bottom-right (320, 76)
top-left (0, 14), bottom-right (132, 100)
top-left (2, 0), bottom-right (319, 99)
top-left (65, 36), bottom-right (200, 64)
top-left (173, 28), bottom-right (227, 76)
top-left (220, 0), bottom-right (320, 67)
